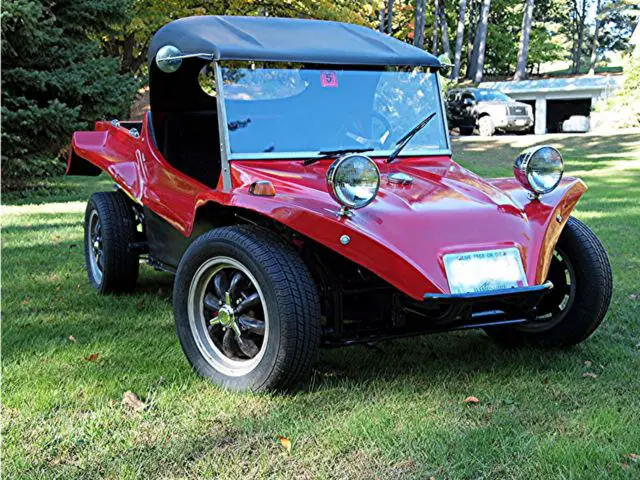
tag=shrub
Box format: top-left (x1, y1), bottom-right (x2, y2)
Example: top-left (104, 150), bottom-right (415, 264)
top-left (1, 0), bottom-right (137, 189)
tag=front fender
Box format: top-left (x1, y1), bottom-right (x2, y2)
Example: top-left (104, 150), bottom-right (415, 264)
top-left (222, 160), bottom-right (587, 300)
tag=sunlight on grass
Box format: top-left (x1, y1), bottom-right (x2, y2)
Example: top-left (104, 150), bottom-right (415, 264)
top-left (2, 132), bottom-right (640, 479)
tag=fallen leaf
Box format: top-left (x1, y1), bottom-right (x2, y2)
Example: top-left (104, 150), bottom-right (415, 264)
top-left (277, 435), bottom-right (292, 453)
top-left (135, 298), bottom-right (145, 311)
top-left (584, 360), bottom-right (592, 368)
top-left (22, 297), bottom-right (30, 305)
top-left (85, 353), bottom-right (100, 362)
top-left (622, 462), bottom-right (629, 469)
top-left (626, 453), bottom-right (639, 462)
top-left (582, 372), bottom-right (598, 379)
top-left (464, 396), bottom-right (480, 404)
top-left (122, 391), bottom-right (147, 412)
top-left (68, 335), bottom-right (76, 343)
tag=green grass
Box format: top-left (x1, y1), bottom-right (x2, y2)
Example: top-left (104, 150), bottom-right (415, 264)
top-left (2, 132), bottom-right (640, 479)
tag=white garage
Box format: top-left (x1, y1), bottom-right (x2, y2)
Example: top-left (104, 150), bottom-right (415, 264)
top-left (478, 75), bottom-right (623, 134)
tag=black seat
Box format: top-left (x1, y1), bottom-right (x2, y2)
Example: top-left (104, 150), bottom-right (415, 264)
top-left (162, 111), bottom-right (221, 189)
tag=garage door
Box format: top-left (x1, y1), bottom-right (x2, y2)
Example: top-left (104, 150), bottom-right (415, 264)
top-left (546, 98), bottom-right (591, 133)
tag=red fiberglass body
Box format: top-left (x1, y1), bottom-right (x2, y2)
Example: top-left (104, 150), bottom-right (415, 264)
top-left (68, 114), bottom-right (586, 301)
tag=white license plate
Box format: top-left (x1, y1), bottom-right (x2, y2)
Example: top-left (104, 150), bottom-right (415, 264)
top-left (443, 248), bottom-right (527, 294)
top-left (515, 119), bottom-right (527, 126)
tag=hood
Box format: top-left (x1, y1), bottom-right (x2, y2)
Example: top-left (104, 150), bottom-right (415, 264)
top-left (229, 156), bottom-right (585, 299)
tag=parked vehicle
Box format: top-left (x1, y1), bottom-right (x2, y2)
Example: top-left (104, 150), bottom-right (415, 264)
top-left (562, 115), bottom-right (590, 133)
top-left (68, 16), bottom-right (612, 391)
top-left (446, 88), bottom-right (534, 136)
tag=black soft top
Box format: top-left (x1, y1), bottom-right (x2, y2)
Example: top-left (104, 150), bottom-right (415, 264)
top-left (148, 15), bottom-right (440, 67)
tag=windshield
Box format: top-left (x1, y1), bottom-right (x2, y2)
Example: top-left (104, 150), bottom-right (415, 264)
top-left (220, 65), bottom-right (449, 158)
top-left (474, 90), bottom-right (513, 102)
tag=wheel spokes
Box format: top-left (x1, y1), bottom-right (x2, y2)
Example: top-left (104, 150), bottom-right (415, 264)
top-left (235, 292), bottom-right (260, 315)
top-left (204, 292), bottom-right (220, 311)
top-left (238, 315), bottom-right (266, 335)
top-left (213, 271), bottom-right (229, 299)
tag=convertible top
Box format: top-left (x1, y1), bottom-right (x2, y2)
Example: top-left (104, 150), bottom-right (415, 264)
top-left (148, 15), bottom-right (441, 67)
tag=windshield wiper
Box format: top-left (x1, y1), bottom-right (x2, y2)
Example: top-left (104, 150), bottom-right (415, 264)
top-left (386, 112), bottom-right (437, 163)
top-left (303, 148), bottom-right (374, 166)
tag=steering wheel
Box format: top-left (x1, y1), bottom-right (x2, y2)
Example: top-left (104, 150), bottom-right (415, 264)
top-left (339, 112), bottom-right (393, 150)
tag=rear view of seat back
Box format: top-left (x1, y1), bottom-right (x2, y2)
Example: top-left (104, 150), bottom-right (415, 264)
top-left (163, 111), bottom-right (221, 189)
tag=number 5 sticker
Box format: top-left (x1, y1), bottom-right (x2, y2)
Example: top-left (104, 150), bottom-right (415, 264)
top-left (321, 71), bottom-right (338, 88)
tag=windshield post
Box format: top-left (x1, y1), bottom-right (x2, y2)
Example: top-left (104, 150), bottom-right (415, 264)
top-left (435, 71), bottom-right (452, 153)
top-left (214, 61), bottom-right (233, 191)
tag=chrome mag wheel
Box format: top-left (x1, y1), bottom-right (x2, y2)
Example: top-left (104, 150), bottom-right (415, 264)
top-left (87, 210), bottom-right (104, 284)
top-left (521, 248), bottom-right (577, 332)
top-left (187, 257), bottom-right (268, 377)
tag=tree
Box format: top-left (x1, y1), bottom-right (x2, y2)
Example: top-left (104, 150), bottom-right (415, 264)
top-left (469, 0), bottom-right (491, 82)
top-left (433, 0), bottom-right (440, 54)
top-left (387, 0), bottom-right (395, 33)
top-left (414, 0), bottom-right (427, 47)
top-left (570, 0), bottom-right (589, 74)
top-left (452, 0), bottom-right (468, 79)
top-left (588, 0), bottom-right (602, 74)
top-left (439, 2), bottom-right (452, 60)
top-left (1, 0), bottom-right (136, 189)
top-left (514, 0), bottom-right (535, 80)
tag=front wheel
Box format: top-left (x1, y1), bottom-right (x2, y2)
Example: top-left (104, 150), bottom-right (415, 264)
top-left (485, 217), bottom-right (612, 347)
top-left (173, 225), bottom-right (321, 391)
top-left (478, 116), bottom-right (495, 136)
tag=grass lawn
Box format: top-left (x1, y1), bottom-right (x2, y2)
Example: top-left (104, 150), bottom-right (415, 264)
top-left (2, 131), bottom-right (639, 479)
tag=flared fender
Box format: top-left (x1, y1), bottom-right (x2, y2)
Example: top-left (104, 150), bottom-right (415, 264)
top-left (68, 115), bottom-right (587, 300)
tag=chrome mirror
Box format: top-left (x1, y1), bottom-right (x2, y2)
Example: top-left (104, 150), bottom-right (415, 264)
top-left (156, 45), bottom-right (183, 73)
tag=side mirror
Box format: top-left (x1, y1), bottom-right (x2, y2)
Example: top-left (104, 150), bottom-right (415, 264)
top-left (156, 45), bottom-right (183, 73)
top-left (437, 54), bottom-right (452, 77)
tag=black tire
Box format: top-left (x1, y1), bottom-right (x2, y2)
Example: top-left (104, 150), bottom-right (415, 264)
top-left (173, 225), bottom-right (321, 391)
top-left (459, 126), bottom-right (475, 136)
top-left (485, 217), bottom-right (612, 347)
top-left (478, 115), bottom-right (495, 136)
top-left (84, 191), bottom-right (139, 293)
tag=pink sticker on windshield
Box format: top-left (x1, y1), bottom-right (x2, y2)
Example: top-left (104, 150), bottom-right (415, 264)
top-left (321, 71), bottom-right (338, 88)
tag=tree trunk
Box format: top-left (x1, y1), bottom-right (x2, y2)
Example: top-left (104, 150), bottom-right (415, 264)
top-left (466, 0), bottom-right (477, 78)
top-left (571, 0), bottom-right (587, 74)
top-left (387, 0), bottom-right (394, 34)
top-left (432, 0), bottom-right (440, 55)
top-left (439, 4), bottom-right (452, 61)
top-left (379, 5), bottom-right (386, 32)
top-left (514, 0), bottom-right (535, 80)
top-left (452, 0), bottom-right (467, 80)
top-left (471, 0), bottom-right (491, 83)
top-left (414, 0), bottom-right (426, 48)
top-left (588, 0), bottom-right (602, 75)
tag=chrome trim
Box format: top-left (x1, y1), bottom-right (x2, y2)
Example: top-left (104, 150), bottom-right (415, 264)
top-left (435, 72), bottom-right (452, 152)
top-left (326, 154), bottom-right (381, 209)
top-left (513, 145), bottom-right (564, 195)
top-left (388, 172), bottom-right (414, 185)
top-left (228, 149), bottom-right (452, 161)
top-left (214, 62), bottom-right (232, 191)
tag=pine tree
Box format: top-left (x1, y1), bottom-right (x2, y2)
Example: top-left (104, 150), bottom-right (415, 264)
top-left (1, 0), bottom-right (136, 189)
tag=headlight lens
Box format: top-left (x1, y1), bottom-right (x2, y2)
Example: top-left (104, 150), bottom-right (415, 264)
top-left (327, 154), bottom-right (380, 209)
top-left (514, 146), bottom-right (564, 194)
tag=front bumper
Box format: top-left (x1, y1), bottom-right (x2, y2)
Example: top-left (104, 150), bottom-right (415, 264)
top-left (496, 116), bottom-right (534, 131)
top-left (322, 282), bottom-right (554, 347)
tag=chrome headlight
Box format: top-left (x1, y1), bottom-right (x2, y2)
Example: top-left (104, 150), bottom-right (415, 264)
top-left (327, 154), bottom-right (380, 209)
top-left (514, 146), bottom-right (564, 194)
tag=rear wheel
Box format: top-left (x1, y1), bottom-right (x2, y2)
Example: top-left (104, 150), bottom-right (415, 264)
top-left (485, 217), bottom-right (612, 347)
top-left (84, 192), bottom-right (139, 293)
top-left (173, 225), bottom-right (321, 391)
top-left (478, 116), bottom-right (495, 136)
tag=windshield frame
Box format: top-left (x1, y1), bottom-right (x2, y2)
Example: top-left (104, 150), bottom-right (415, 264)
top-left (214, 62), bottom-right (451, 161)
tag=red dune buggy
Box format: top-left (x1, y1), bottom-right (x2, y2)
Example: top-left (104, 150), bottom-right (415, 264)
top-left (68, 16), bottom-right (612, 391)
